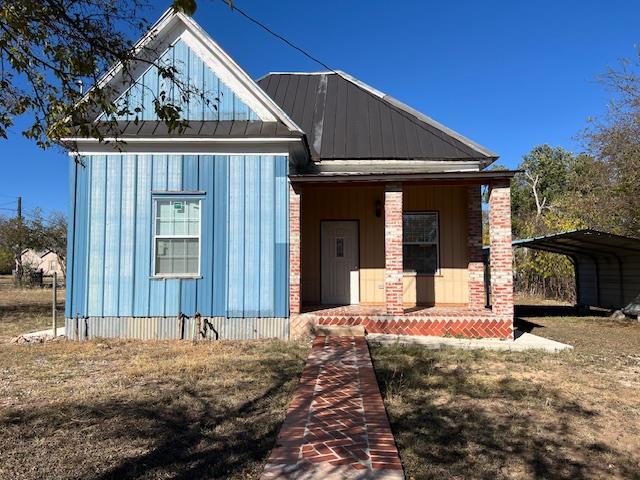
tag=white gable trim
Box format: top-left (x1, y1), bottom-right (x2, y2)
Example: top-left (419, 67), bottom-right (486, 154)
top-left (84, 9), bottom-right (303, 133)
top-left (176, 13), bottom-right (302, 132)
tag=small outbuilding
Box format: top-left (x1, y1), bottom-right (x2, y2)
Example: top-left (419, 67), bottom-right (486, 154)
top-left (513, 229), bottom-right (640, 313)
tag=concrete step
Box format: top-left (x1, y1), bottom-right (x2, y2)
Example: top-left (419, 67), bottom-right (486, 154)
top-left (313, 325), bottom-right (365, 337)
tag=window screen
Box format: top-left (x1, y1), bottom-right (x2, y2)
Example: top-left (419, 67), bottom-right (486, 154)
top-left (403, 213), bottom-right (439, 274)
top-left (154, 199), bottom-right (200, 276)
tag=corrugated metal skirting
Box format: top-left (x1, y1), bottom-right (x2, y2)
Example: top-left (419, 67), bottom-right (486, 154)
top-left (65, 316), bottom-right (290, 341)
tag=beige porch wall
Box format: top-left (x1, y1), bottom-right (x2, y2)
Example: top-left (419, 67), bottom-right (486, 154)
top-left (300, 183), bottom-right (470, 306)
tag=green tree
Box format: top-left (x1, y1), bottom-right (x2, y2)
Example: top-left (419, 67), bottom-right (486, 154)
top-left (0, 0), bottom-right (226, 147)
top-left (0, 247), bottom-right (13, 274)
top-left (510, 146), bottom-right (585, 301)
top-left (40, 212), bottom-right (68, 279)
top-left (511, 145), bottom-right (578, 237)
top-left (582, 49), bottom-right (640, 237)
top-left (0, 213), bottom-right (46, 283)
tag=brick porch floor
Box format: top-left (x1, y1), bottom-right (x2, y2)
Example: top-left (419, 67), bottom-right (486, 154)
top-left (297, 304), bottom-right (513, 339)
top-left (261, 336), bottom-right (404, 480)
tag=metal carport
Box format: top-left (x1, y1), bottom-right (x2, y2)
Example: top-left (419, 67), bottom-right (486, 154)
top-left (513, 229), bottom-right (640, 311)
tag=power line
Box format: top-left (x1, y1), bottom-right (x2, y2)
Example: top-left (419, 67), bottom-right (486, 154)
top-left (222, 1), bottom-right (460, 144)
top-left (222, 0), bottom-right (339, 75)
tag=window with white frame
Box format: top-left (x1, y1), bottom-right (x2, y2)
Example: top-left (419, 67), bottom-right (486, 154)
top-left (154, 198), bottom-right (201, 276)
top-left (403, 212), bottom-right (439, 275)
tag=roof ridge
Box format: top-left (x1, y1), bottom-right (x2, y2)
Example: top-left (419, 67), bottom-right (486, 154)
top-left (333, 71), bottom-right (498, 160)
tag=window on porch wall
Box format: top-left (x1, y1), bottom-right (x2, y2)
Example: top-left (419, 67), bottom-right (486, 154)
top-left (402, 212), bottom-right (439, 275)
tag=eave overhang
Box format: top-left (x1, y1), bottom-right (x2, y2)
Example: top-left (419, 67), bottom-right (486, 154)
top-left (289, 169), bottom-right (519, 184)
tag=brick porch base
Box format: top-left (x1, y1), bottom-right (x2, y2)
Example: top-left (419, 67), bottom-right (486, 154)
top-left (291, 305), bottom-right (514, 340)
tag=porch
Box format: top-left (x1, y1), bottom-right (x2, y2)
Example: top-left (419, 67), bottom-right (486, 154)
top-left (297, 304), bottom-right (510, 339)
top-left (288, 171), bottom-right (516, 339)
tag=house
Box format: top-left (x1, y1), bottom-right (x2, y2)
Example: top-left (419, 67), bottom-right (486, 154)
top-left (20, 249), bottom-right (64, 278)
top-left (62, 9), bottom-right (515, 340)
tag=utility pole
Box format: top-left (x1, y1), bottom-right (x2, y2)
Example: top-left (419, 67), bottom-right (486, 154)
top-left (15, 196), bottom-right (23, 285)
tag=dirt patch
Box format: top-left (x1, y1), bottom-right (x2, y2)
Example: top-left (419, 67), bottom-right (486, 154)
top-left (371, 315), bottom-right (640, 479)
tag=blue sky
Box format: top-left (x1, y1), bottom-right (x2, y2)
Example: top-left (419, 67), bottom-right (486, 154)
top-left (0, 0), bottom-right (638, 215)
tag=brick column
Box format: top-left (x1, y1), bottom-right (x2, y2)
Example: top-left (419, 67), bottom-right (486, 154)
top-left (488, 180), bottom-right (514, 319)
top-left (289, 183), bottom-right (301, 315)
top-left (467, 185), bottom-right (485, 308)
top-left (384, 183), bottom-right (404, 316)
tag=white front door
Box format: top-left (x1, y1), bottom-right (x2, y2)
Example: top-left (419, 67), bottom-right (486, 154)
top-left (321, 221), bottom-right (359, 305)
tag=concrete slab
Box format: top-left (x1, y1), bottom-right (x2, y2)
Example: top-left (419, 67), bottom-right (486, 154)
top-left (10, 327), bottom-right (65, 344)
top-left (367, 330), bottom-right (573, 353)
top-left (23, 328), bottom-right (64, 339)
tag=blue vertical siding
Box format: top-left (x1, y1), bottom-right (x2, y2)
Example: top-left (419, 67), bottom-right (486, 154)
top-left (133, 156), bottom-right (152, 316)
top-left (227, 155), bottom-right (245, 316)
top-left (65, 162), bottom-right (77, 318)
top-left (244, 156), bottom-right (261, 316)
top-left (212, 156), bottom-right (229, 315)
top-left (274, 156), bottom-right (289, 317)
top-left (87, 156), bottom-right (106, 317)
top-left (109, 38), bottom-right (259, 121)
top-left (66, 154), bottom-right (289, 319)
top-left (103, 156), bottom-right (122, 316)
top-left (259, 155), bottom-right (275, 316)
top-left (118, 155), bottom-right (136, 316)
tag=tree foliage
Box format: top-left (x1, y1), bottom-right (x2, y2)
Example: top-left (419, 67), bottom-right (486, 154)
top-left (508, 49), bottom-right (640, 301)
top-left (0, 0), bottom-right (229, 147)
top-left (581, 49), bottom-right (640, 237)
top-left (0, 211), bottom-right (67, 282)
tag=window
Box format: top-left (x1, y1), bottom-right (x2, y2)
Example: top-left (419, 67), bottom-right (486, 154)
top-left (49, 260), bottom-right (56, 271)
top-left (154, 198), bottom-right (201, 276)
top-left (336, 238), bottom-right (344, 258)
top-left (403, 212), bottom-right (439, 275)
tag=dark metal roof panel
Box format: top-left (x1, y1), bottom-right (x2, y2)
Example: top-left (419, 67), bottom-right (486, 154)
top-left (257, 72), bottom-right (498, 162)
top-left (513, 230), bottom-right (640, 256)
top-left (75, 120), bottom-right (301, 138)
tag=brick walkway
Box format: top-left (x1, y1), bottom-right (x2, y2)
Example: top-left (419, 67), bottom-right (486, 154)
top-left (262, 336), bottom-right (404, 480)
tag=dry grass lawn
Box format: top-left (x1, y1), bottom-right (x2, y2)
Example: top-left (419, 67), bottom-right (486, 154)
top-left (372, 306), bottom-right (640, 480)
top-left (0, 278), bottom-right (65, 341)
top-left (0, 283), bottom-right (309, 480)
top-left (3, 282), bottom-right (640, 479)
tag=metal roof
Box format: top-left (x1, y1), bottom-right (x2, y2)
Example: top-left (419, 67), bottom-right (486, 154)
top-left (72, 120), bottom-right (301, 138)
top-left (257, 71), bottom-right (498, 163)
top-left (512, 229), bottom-right (640, 258)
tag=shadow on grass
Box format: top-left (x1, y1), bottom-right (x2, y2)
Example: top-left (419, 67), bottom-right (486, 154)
top-left (371, 345), bottom-right (640, 480)
top-left (515, 304), bottom-right (611, 318)
top-left (0, 302), bottom-right (53, 317)
top-left (0, 355), bottom-right (303, 480)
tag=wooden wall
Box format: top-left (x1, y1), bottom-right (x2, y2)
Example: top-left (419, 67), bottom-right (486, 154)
top-left (300, 183), bottom-right (469, 306)
top-left (403, 184), bottom-right (469, 306)
top-left (301, 184), bottom-right (385, 305)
